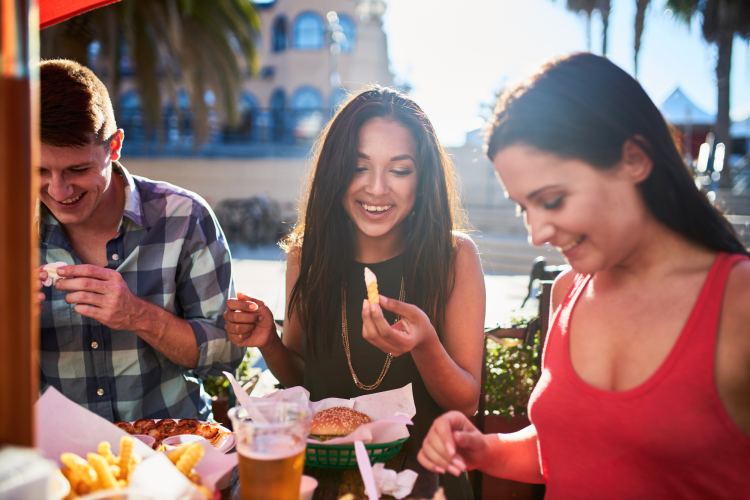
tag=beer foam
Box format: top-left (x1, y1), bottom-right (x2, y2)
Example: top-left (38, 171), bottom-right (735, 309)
top-left (237, 434), bottom-right (305, 461)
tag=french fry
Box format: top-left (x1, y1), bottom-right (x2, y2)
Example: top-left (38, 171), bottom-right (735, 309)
top-left (88, 453), bottom-right (119, 490)
top-left (196, 484), bottom-right (212, 499)
top-left (97, 441), bottom-right (118, 465)
top-left (60, 467), bottom-right (82, 496)
top-left (364, 267), bottom-right (379, 303)
top-left (166, 443), bottom-right (191, 464)
top-left (60, 453), bottom-right (96, 493)
top-left (117, 435), bottom-right (134, 480)
top-left (175, 443), bottom-right (204, 476)
top-left (109, 464), bottom-right (121, 478)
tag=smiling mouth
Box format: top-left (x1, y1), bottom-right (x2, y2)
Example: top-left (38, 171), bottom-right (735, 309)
top-left (359, 202), bottom-right (393, 214)
top-left (559, 235), bottom-right (585, 253)
top-left (58, 193), bottom-right (84, 205)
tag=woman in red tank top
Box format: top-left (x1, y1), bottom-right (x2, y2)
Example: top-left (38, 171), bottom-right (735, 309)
top-left (417, 53), bottom-right (750, 499)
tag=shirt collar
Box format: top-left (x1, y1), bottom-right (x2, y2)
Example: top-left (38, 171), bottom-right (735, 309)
top-left (117, 161), bottom-right (148, 228)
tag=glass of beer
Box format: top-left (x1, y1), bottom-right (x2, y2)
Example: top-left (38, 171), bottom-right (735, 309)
top-left (228, 402), bottom-right (312, 500)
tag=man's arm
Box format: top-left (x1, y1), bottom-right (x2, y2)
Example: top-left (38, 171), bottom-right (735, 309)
top-left (55, 199), bottom-right (243, 371)
top-left (175, 200), bottom-right (245, 376)
top-left (56, 264), bottom-right (201, 367)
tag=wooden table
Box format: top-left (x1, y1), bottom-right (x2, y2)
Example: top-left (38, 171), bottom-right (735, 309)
top-left (223, 452), bottom-right (439, 500)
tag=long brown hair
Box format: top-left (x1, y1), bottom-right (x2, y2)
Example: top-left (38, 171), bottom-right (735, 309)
top-left (282, 86), bottom-right (468, 352)
top-left (486, 53), bottom-right (747, 256)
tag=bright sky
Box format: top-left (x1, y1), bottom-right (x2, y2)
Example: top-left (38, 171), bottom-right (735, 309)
top-left (381, 0), bottom-right (750, 147)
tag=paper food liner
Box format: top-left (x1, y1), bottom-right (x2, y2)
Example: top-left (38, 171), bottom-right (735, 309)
top-left (224, 372), bottom-right (415, 445)
top-left (36, 387), bottom-right (238, 499)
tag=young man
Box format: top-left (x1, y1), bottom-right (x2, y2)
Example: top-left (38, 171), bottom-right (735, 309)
top-left (36, 59), bottom-right (244, 421)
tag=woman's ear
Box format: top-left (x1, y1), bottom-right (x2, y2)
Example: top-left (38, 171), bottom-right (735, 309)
top-left (621, 136), bottom-right (653, 183)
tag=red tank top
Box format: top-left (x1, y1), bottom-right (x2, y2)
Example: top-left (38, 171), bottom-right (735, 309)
top-left (528, 252), bottom-right (750, 499)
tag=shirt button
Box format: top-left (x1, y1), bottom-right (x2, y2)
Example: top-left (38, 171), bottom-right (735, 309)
top-left (91, 342), bottom-right (99, 349)
top-left (97, 389), bottom-right (104, 396)
top-left (112, 254), bottom-right (119, 261)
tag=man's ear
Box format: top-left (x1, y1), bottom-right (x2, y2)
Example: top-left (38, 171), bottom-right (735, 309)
top-left (109, 129), bottom-right (125, 162)
top-left (621, 136), bottom-right (653, 184)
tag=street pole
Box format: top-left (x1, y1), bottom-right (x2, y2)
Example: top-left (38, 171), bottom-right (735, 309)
top-left (0, 0), bottom-right (39, 446)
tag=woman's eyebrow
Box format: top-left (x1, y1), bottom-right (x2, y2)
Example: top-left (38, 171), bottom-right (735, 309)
top-left (527, 184), bottom-right (562, 201)
top-left (390, 154), bottom-right (414, 162)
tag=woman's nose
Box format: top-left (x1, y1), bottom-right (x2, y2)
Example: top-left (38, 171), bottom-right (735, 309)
top-left (366, 171), bottom-right (389, 196)
top-left (526, 211), bottom-right (555, 247)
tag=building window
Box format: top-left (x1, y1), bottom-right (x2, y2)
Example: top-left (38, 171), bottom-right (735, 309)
top-left (272, 16), bottom-right (288, 52)
top-left (293, 12), bottom-right (324, 49)
top-left (293, 86), bottom-right (322, 110)
top-left (293, 86), bottom-right (323, 140)
top-left (270, 88), bottom-right (286, 141)
top-left (338, 15), bottom-right (355, 53)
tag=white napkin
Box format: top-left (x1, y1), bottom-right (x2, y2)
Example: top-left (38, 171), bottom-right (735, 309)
top-left (372, 463), bottom-right (418, 499)
top-left (42, 262), bottom-right (68, 287)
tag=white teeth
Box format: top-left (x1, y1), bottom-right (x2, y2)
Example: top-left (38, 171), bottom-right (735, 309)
top-left (361, 203), bottom-right (392, 213)
top-left (560, 236), bottom-right (584, 252)
top-left (61, 194), bottom-right (82, 204)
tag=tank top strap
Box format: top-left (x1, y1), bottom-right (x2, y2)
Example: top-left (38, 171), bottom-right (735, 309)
top-left (542, 272), bottom-right (592, 369)
top-left (675, 252), bottom-right (750, 376)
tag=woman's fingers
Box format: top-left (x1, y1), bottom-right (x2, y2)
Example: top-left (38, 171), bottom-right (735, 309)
top-left (226, 298), bottom-right (259, 312)
top-left (223, 310), bottom-right (261, 324)
top-left (225, 321), bottom-right (255, 336)
top-left (378, 295), bottom-right (418, 318)
top-left (237, 292), bottom-right (265, 307)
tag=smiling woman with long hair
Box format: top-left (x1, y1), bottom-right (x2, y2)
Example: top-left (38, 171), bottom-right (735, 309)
top-left (418, 53), bottom-right (750, 499)
top-left (224, 87), bottom-right (486, 498)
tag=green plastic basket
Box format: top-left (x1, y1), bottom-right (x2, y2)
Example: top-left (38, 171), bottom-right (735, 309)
top-left (305, 438), bottom-right (408, 469)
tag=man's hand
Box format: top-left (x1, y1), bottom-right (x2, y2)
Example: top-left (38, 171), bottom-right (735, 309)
top-left (223, 292), bottom-right (277, 348)
top-left (35, 265), bottom-right (48, 314)
top-left (55, 264), bottom-right (146, 330)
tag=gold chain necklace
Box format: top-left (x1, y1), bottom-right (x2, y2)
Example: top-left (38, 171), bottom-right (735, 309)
top-left (341, 277), bottom-right (405, 391)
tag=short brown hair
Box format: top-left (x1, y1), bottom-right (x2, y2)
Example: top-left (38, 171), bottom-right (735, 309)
top-left (40, 59), bottom-right (117, 148)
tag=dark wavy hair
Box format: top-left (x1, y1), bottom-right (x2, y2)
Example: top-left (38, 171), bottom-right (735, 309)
top-left (485, 53), bottom-right (747, 256)
top-left (282, 86), bottom-right (468, 352)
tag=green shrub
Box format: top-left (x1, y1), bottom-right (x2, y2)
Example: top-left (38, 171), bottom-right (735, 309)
top-left (203, 348), bottom-right (261, 398)
top-left (483, 316), bottom-right (541, 419)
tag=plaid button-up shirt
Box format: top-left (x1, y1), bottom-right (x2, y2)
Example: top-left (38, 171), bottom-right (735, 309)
top-left (38, 162), bottom-right (244, 422)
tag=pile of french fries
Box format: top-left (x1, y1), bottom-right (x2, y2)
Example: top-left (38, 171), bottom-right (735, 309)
top-left (60, 435), bottom-right (141, 498)
top-left (59, 436), bottom-right (211, 499)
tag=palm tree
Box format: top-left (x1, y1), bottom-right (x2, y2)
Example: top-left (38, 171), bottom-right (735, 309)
top-left (41, 0), bottom-right (260, 148)
top-left (667, 0), bottom-right (750, 186)
top-left (598, 0), bottom-right (611, 56)
top-left (565, 0), bottom-right (598, 52)
top-left (634, 0), bottom-right (651, 80)
top-left (560, 0), bottom-right (610, 55)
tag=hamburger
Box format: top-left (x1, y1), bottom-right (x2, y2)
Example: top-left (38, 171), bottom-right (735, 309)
top-left (309, 407), bottom-right (372, 442)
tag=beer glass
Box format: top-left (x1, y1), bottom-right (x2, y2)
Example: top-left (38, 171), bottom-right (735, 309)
top-left (228, 402), bottom-right (312, 500)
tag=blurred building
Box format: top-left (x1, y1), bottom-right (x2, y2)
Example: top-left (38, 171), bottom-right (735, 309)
top-left (120, 0), bottom-right (393, 158)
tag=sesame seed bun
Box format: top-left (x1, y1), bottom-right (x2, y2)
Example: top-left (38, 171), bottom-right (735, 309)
top-left (309, 407), bottom-right (372, 439)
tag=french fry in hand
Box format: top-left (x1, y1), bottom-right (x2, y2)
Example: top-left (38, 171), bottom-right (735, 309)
top-left (364, 267), bottom-right (379, 303)
top-left (175, 443), bottom-right (205, 476)
top-left (88, 453), bottom-right (119, 490)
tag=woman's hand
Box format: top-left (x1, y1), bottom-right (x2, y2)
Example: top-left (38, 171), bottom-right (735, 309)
top-left (223, 292), bottom-right (277, 348)
top-left (418, 411), bottom-right (490, 476)
top-left (361, 295), bottom-right (437, 357)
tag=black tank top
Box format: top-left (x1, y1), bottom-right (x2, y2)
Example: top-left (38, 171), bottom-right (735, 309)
top-left (301, 253), bottom-right (443, 454)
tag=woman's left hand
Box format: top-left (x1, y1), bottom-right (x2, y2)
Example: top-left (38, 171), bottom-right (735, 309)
top-left (361, 295), bottom-right (437, 357)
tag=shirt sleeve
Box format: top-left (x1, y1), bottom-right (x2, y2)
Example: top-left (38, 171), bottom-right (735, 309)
top-left (177, 198), bottom-right (245, 378)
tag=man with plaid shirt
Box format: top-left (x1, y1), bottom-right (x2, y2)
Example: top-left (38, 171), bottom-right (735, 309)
top-left (35, 59), bottom-right (244, 421)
